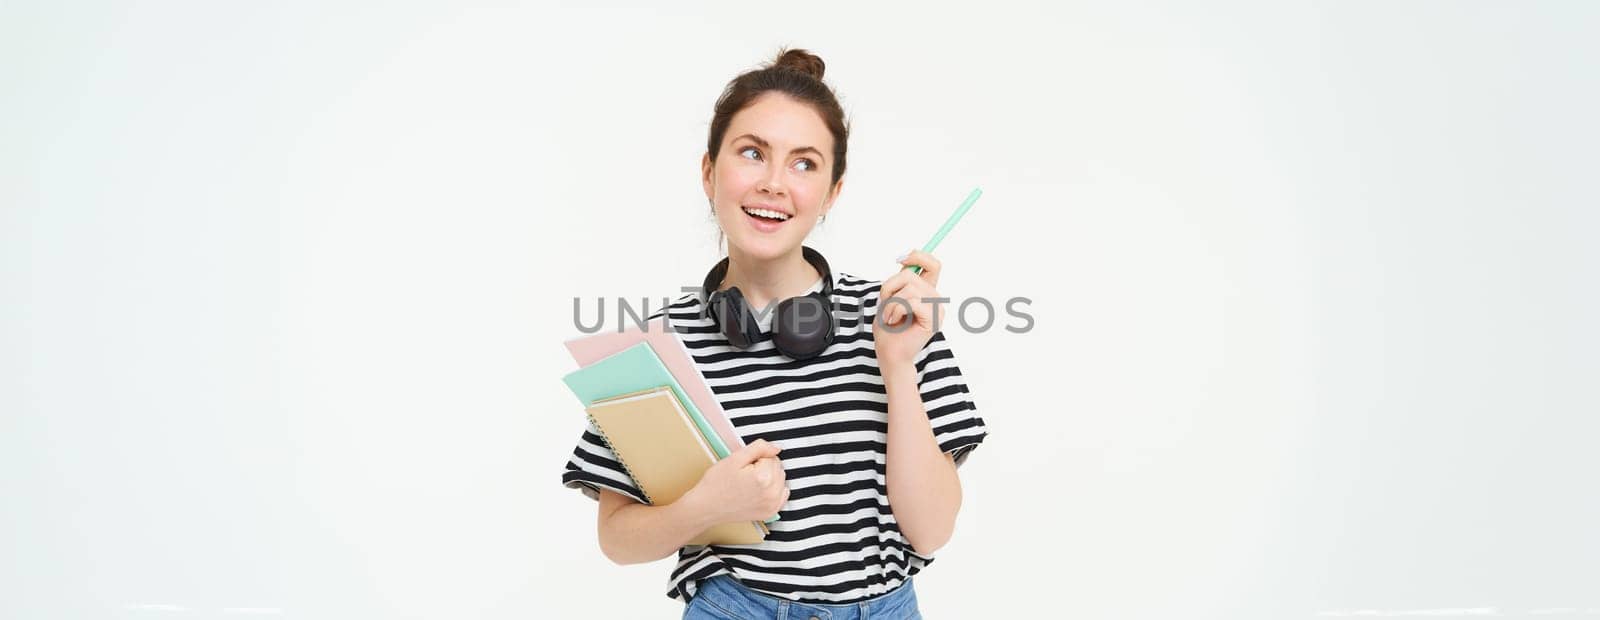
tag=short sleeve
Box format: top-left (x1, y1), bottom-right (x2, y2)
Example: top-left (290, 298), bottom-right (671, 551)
top-left (560, 418), bottom-right (650, 504)
top-left (912, 331), bottom-right (989, 467)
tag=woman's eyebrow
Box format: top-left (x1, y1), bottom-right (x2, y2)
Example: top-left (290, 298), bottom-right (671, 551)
top-left (732, 133), bottom-right (825, 162)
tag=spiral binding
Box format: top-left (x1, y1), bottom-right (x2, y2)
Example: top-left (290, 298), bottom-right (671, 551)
top-left (587, 413), bottom-right (656, 505)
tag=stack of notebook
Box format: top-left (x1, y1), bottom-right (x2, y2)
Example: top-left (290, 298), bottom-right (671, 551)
top-left (562, 317), bottom-right (771, 546)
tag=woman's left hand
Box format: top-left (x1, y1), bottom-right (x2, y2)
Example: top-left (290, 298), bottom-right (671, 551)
top-left (874, 249), bottom-right (946, 372)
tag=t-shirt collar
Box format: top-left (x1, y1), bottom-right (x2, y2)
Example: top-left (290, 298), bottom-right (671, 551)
top-left (750, 275), bottom-right (828, 332)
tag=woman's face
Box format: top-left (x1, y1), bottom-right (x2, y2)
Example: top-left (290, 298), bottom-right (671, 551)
top-left (703, 92), bottom-right (843, 261)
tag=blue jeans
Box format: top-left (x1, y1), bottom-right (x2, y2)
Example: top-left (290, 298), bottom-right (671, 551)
top-left (682, 574), bottom-right (922, 620)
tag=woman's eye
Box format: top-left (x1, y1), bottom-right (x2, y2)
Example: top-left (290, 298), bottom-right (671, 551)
top-left (794, 158), bottom-right (816, 172)
top-left (739, 147), bottom-right (761, 160)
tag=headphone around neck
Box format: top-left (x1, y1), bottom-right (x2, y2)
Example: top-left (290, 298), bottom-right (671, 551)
top-left (702, 245), bottom-right (838, 360)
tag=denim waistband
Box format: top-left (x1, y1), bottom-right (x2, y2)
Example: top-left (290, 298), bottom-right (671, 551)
top-left (686, 573), bottom-right (920, 620)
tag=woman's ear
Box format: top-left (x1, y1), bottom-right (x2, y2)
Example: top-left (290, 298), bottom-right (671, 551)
top-left (701, 152), bottom-right (715, 203)
top-left (822, 175), bottom-right (845, 213)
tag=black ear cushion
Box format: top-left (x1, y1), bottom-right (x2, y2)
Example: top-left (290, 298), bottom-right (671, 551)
top-left (712, 287), bottom-right (763, 349)
top-left (771, 293), bottom-right (835, 360)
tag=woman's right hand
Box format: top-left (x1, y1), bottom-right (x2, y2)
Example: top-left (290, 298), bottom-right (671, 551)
top-left (684, 439), bottom-right (789, 524)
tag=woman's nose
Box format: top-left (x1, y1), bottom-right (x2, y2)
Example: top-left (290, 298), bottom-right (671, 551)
top-left (759, 164), bottom-right (787, 195)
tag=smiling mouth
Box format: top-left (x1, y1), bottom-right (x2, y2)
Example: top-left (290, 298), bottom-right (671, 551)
top-left (742, 206), bottom-right (791, 222)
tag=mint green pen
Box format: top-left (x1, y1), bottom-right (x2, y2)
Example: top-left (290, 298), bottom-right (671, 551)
top-left (907, 188), bottom-right (983, 274)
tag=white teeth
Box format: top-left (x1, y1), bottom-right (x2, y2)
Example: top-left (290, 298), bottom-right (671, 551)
top-left (743, 207), bottom-right (790, 221)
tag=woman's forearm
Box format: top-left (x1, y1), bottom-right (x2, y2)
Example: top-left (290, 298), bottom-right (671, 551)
top-left (597, 491), bottom-right (717, 565)
top-left (881, 362), bottom-right (963, 556)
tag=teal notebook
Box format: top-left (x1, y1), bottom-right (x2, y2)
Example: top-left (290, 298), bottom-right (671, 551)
top-left (563, 342), bottom-right (780, 524)
top-left (562, 341), bottom-right (733, 460)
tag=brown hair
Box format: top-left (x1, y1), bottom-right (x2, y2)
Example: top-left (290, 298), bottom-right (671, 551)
top-left (707, 48), bottom-right (850, 186)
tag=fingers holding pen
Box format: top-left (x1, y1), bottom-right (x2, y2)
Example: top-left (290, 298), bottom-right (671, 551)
top-left (895, 248), bottom-right (941, 287)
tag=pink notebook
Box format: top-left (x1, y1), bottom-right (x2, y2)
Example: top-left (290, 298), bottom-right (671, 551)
top-left (563, 317), bottom-right (745, 452)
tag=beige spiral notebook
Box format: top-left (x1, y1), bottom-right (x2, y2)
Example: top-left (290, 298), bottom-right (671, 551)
top-left (586, 386), bottom-right (768, 546)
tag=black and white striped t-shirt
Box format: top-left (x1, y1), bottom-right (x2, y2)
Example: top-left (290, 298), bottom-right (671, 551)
top-left (560, 272), bottom-right (989, 604)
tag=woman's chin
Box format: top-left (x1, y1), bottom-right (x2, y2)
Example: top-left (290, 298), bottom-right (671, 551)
top-left (728, 236), bottom-right (799, 261)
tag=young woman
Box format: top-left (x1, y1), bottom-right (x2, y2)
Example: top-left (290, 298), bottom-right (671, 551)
top-left (560, 48), bottom-right (988, 620)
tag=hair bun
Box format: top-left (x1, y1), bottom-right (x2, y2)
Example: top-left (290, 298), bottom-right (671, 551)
top-left (771, 48), bottom-right (826, 81)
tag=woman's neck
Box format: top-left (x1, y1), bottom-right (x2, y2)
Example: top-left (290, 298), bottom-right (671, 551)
top-left (719, 246), bottom-right (821, 312)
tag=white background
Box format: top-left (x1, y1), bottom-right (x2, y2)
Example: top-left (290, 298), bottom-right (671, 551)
top-left (4, 1), bottom-right (1597, 618)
